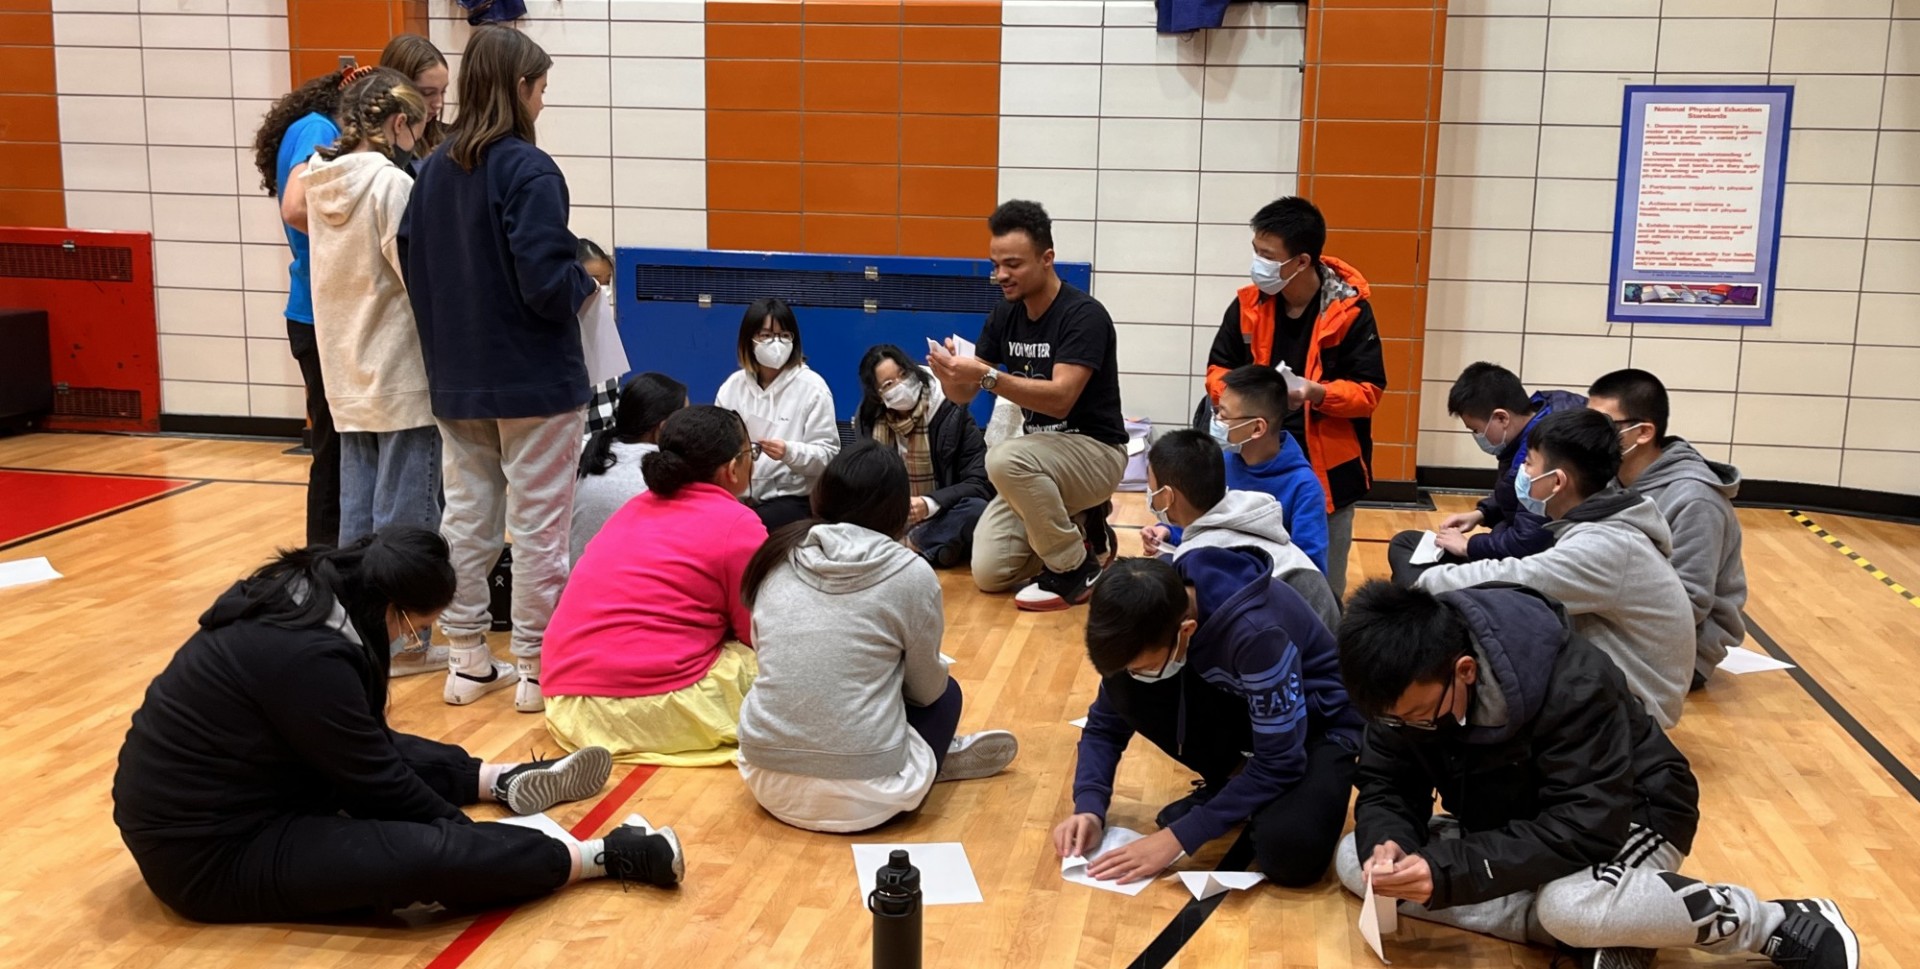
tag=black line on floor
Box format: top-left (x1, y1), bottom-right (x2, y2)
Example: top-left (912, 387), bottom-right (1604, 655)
top-left (0, 480), bottom-right (211, 553)
top-left (1126, 830), bottom-right (1256, 969)
top-left (1743, 611), bottom-right (1920, 805)
top-left (0, 465), bottom-right (304, 487)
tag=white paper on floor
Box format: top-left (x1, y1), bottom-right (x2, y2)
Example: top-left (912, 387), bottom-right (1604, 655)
top-left (0, 557), bottom-right (62, 590)
top-left (1069, 717), bottom-right (1088, 728)
top-left (939, 652), bottom-right (956, 666)
top-left (1408, 531), bottom-right (1443, 566)
top-left (1177, 870), bottom-right (1267, 901)
top-left (1359, 873), bottom-right (1397, 963)
top-left (851, 842), bottom-right (983, 905)
top-left (1061, 826), bottom-right (1154, 896)
top-left (1717, 648), bottom-right (1795, 675)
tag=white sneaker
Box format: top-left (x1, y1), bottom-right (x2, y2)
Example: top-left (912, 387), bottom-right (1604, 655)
top-left (390, 644), bottom-right (450, 678)
top-left (443, 659), bottom-right (518, 705)
top-left (936, 730), bottom-right (1019, 781)
top-left (515, 660), bottom-right (544, 713)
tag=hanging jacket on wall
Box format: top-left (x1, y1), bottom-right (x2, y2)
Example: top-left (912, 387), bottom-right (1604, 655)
top-left (1157, 0), bottom-right (1235, 32)
top-left (457, 0), bottom-right (525, 24)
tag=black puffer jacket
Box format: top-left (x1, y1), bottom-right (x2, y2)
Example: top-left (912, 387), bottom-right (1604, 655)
top-left (854, 392), bottom-right (993, 511)
top-left (1352, 583), bottom-right (1699, 911)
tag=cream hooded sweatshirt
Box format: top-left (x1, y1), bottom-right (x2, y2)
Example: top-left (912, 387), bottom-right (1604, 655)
top-left (302, 151), bottom-right (433, 433)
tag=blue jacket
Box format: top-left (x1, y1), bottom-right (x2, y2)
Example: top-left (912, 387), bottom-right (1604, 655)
top-left (1073, 547), bottom-right (1363, 852)
top-left (1157, 0), bottom-right (1234, 32)
top-left (1467, 390), bottom-right (1587, 561)
top-left (398, 138), bottom-right (595, 421)
top-left (1210, 433), bottom-right (1330, 573)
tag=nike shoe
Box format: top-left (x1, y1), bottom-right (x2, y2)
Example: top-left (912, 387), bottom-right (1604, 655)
top-left (1764, 898), bottom-right (1858, 969)
top-left (390, 643), bottom-right (450, 678)
top-left (444, 658), bottom-right (518, 705)
top-left (1013, 553), bottom-right (1104, 612)
top-left (599, 823), bottom-right (685, 888)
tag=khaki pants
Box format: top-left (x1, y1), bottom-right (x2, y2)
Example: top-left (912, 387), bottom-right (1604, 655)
top-left (971, 431), bottom-right (1127, 592)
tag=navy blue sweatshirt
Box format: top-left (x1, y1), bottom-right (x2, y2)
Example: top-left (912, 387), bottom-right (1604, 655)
top-left (1073, 547), bottom-right (1364, 852)
top-left (398, 137), bottom-right (596, 420)
top-left (1467, 389), bottom-right (1588, 561)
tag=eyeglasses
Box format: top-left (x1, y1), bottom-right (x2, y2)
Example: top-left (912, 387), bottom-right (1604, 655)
top-left (740, 442), bottom-right (764, 461)
top-left (1376, 672), bottom-right (1456, 730)
top-left (751, 333), bottom-right (792, 346)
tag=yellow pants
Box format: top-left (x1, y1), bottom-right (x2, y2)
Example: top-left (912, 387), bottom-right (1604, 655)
top-left (544, 641), bottom-right (759, 767)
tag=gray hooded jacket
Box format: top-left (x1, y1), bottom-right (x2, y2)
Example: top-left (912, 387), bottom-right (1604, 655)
top-left (1172, 489), bottom-right (1342, 632)
top-left (1629, 439), bottom-right (1746, 679)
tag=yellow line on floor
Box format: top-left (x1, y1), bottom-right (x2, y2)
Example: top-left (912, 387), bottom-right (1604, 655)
top-left (1788, 509), bottom-right (1920, 611)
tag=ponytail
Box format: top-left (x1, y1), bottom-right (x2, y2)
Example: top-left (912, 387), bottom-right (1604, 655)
top-left (579, 372), bottom-right (687, 478)
top-left (640, 404), bottom-right (747, 497)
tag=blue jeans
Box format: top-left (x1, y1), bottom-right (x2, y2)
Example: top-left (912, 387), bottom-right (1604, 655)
top-left (339, 426), bottom-right (443, 546)
top-left (909, 496), bottom-right (987, 569)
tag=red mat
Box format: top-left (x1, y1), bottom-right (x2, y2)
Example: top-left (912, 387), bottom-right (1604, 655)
top-left (0, 470), bottom-right (189, 546)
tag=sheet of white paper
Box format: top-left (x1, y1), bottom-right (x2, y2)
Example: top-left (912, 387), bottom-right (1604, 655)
top-left (950, 334), bottom-right (976, 358)
top-left (495, 811), bottom-right (578, 848)
top-left (1061, 826), bottom-right (1153, 896)
top-left (939, 652), bottom-right (955, 666)
top-left (1360, 877), bottom-right (1393, 963)
top-left (578, 285), bottom-right (630, 386)
top-left (1277, 361), bottom-right (1306, 396)
top-left (0, 557), bottom-right (62, 589)
top-left (851, 843), bottom-right (983, 906)
top-left (1177, 870), bottom-right (1268, 901)
top-left (926, 336), bottom-right (948, 358)
top-left (741, 412), bottom-right (776, 444)
top-left (1068, 716), bottom-right (1088, 728)
top-left (1408, 531), bottom-right (1443, 566)
top-left (1717, 648), bottom-right (1795, 674)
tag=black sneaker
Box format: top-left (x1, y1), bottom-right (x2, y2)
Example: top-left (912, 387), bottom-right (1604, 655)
top-left (1556, 948), bottom-right (1655, 969)
top-left (1079, 500), bottom-right (1117, 567)
top-left (599, 823), bottom-right (684, 889)
top-left (1764, 899), bottom-right (1858, 968)
top-left (492, 746), bottom-right (613, 816)
top-left (1013, 554), bottom-right (1104, 612)
top-left (1155, 779), bottom-right (1223, 829)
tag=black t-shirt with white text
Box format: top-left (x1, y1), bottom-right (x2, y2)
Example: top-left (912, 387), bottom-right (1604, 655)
top-left (976, 283), bottom-right (1128, 447)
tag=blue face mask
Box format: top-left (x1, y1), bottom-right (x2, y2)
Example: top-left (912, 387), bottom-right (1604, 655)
top-left (1513, 466), bottom-right (1560, 518)
top-left (1251, 255), bottom-right (1304, 296)
top-left (1210, 415), bottom-right (1257, 455)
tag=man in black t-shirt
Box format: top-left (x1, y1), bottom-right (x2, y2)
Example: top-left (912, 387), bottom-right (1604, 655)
top-left (930, 200), bottom-right (1128, 611)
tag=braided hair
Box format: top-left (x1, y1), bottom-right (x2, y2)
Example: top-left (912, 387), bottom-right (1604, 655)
top-left (317, 68), bottom-right (427, 163)
top-left (249, 67), bottom-right (350, 197)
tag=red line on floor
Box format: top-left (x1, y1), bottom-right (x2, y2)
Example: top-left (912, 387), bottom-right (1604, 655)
top-left (421, 764), bottom-right (660, 969)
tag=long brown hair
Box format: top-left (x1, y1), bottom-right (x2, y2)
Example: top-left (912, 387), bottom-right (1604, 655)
top-left (317, 68), bottom-right (427, 162)
top-left (379, 33), bottom-right (450, 153)
top-left (445, 26), bottom-right (550, 172)
top-left (250, 67), bottom-right (350, 196)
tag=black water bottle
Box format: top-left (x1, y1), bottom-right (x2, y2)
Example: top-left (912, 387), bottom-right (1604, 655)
top-left (867, 849), bottom-right (922, 969)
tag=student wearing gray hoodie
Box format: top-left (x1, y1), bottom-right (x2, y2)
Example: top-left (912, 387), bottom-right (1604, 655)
top-left (1139, 430), bottom-right (1341, 632)
top-left (1589, 369), bottom-right (1747, 690)
top-left (1403, 409), bottom-right (1695, 728)
top-left (735, 442), bottom-right (1019, 833)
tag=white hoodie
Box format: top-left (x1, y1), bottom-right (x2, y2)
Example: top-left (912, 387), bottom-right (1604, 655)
top-left (715, 363), bottom-right (839, 502)
top-left (301, 151), bottom-right (432, 433)
top-left (1171, 489), bottom-right (1341, 632)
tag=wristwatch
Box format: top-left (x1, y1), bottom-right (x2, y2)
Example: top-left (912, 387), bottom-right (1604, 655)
top-left (979, 370), bottom-right (1000, 393)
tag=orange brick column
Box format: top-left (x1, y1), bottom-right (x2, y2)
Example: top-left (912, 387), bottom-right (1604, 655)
top-left (287, 0), bottom-right (429, 88)
top-left (0, 0), bottom-right (64, 228)
top-left (1298, 0), bottom-right (1449, 488)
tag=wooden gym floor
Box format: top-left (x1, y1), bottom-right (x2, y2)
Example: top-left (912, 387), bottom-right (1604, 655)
top-left (2, 432), bottom-right (1918, 969)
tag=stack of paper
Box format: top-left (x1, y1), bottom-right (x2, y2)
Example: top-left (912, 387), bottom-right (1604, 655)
top-left (1060, 827), bottom-right (1154, 896)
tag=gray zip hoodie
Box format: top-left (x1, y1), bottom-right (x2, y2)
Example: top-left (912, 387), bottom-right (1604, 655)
top-left (737, 522), bottom-right (949, 780)
top-left (1628, 440), bottom-right (1746, 680)
top-left (1172, 489), bottom-right (1342, 632)
top-left (1414, 487), bottom-right (1694, 728)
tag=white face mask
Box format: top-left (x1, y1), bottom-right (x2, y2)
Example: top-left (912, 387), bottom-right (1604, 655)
top-left (753, 336), bottom-right (793, 369)
top-left (1251, 255), bottom-right (1305, 296)
top-left (1128, 631), bottom-right (1189, 683)
top-left (881, 378), bottom-right (921, 413)
top-left (1514, 465), bottom-right (1560, 518)
top-left (1618, 422), bottom-right (1651, 458)
top-left (1148, 485), bottom-right (1173, 526)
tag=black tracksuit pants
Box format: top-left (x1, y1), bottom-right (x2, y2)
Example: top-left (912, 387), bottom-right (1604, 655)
top-left (121, 734), bottom-right (572, 924)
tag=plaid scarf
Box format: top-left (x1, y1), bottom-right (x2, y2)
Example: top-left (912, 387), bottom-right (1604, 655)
top-left (874, 392), bottom-right (936, 499)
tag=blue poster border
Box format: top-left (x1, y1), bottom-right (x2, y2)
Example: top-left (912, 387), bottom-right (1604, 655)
top-left (1606, 84), bottom-right (1795, 326)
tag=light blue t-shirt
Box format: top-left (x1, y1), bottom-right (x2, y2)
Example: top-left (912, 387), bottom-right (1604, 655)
top-left (275, 112), bottom-right (340, 324)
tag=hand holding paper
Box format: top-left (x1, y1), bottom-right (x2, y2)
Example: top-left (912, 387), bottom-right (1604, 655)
top-left (1060, 826), bottom-right (1156, 896)
top-left (1359, 873), bottom-right (1397, 964)
top-left (1408, 531), bottom-right (1444, 566)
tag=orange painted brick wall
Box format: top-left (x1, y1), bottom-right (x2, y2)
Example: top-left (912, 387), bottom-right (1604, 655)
top-left (704, 0), bottom-right (1000, 257)
top-left (287, 0), bottom-right (428, 87)
top-left (1299, 0), bottom-right (1448, 484)
top-left (0, 0), bottom-right (64, 228)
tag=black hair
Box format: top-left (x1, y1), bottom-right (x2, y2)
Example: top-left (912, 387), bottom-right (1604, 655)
top-left (640, 405), bottom-right (748, 497)
top-left (1084, 557), bottom-right (1189, 677)
top-left (1220, 364), bottom-right (1289, 422)
top-left (740, 440), bottom-right (912, 609)
top-left (736, 297), bottom-right (803, 374)
top-left (1336, 580), bottom-right (1472, 720)
top-left (236, 526), bottom-right (456, 719)
top-left (1147, 430), bottom-right (1226, 512)
top-left (988, 199), bottom-right (1054, 253)
top-left (1249, 196), bottom-right (1326, 265)
top-left (576, 237), bottom-right (610, 265)
top-left (1587, 368), bottom-right (1671, 441)
top-left (250, 67), bottom-right (350, 196)
top-left (1526, 408), bottom-right (1621, 498)
top-left (579, 372), bottom-right (688, 478)
top-left (855, 343), bottom-right (927, 432)
top-left (1445, 361), bottom-right (1532, 421)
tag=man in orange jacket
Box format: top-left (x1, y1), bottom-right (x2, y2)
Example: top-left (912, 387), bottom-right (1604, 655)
top-left (1203, 197), bottom-right (1387, 600)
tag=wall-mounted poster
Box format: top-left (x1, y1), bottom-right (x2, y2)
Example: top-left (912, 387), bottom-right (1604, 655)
top-left (1607, 85), bottom-right (1793, 326)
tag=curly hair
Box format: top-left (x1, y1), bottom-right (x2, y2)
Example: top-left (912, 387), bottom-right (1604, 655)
top-left (316, 68), bottom-right (427, 163)
top-left (250, 67), bottom-right (349, 197)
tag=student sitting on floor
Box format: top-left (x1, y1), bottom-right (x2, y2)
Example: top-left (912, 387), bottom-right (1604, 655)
top-left (1173, 364), bottom-right (1330, 574)
top-left (1333, 580), bottom-right (1856, 969)
top-left (1588, 368), bottom-right (1746, 691)
top-left (541, 405), bottom-right (768, 766)
top-left (1422, 361), bottom-right (1587, 562)
top-left (1051, 553), bottom-right (1362, 887)
top-left (714, 297), bottom-right (840, 531)
top-left (735, 441), bottom-right (1018, 833)
top-left (853, 344), bottom-right (994, 569)
top-left (112, 527), bottom-right (681, 925)
top-left (1391, 409), bottom-right (1695, 727)
top-left (570, 372), bottom-right (687, 564)
top-left (1137, 429), bottom-right (1340, 632)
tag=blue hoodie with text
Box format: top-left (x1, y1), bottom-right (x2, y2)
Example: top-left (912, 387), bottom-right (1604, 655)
top-left (1072, 546), bottom-right (1363, 852)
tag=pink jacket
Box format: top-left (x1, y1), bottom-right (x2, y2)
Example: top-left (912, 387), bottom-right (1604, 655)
top-left (542, 482), bottom-right (767, 698)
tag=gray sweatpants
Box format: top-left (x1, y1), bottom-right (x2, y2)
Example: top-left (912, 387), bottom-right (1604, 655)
top-left (436, 411), bottom-right (584, 662)
top-left (1326, 503), bottom-right (1355, 601)
top-left (1336, 818), bottom-right (1784, 954)
top-left (971, 431), bottom-right (1127, 592)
